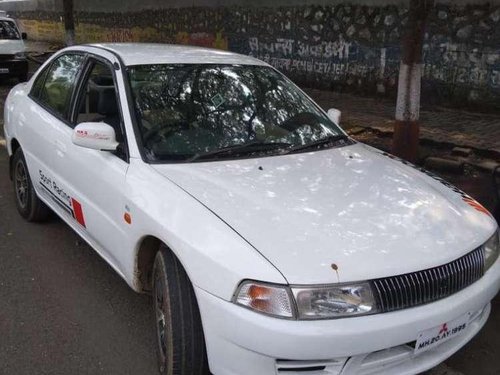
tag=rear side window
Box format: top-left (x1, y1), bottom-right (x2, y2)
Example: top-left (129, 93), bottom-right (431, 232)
top-left (34, 53), bottom-right (86, 118)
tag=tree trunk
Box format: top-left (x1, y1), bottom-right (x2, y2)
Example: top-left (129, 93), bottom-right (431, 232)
top-left (62, 0), bottom-right (75, 46)
top-left (392, 0), bottom-right (433, 162)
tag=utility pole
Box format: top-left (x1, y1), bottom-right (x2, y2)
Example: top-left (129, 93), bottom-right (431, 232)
top-left (392, 0), bottom-right (433, 162)
top-left (62, 0), bottom-right (75, 46)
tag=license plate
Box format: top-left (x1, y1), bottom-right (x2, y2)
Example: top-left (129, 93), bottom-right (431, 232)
top-left (0, 68), bottom-right (9, 74)
top-left (414, 312), bottom-right (471, 354)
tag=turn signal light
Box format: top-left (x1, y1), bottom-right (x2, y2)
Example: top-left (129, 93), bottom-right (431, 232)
top-left (234, 281), bottom-right (294, 318)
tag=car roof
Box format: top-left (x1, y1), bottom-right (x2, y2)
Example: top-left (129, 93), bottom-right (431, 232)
top-left (87, 43), bottom-right (269, 67)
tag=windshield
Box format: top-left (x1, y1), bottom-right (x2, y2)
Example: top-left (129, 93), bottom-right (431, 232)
top-left (0, 20), bottom-right (20, 40)
top-left (128, 64), bottom-right (345, 162)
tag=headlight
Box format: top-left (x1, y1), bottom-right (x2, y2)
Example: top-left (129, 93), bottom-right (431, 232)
top-left (483, 230), bottom-right (500, 271)
top-left (14, 52), bottom-right (25, 59)
top-left (233, 281), bottom-right (294, 318)
top-left (292, 282), bottom-right (378, 319)
top-left (233, 280), bottom-right (379, 320)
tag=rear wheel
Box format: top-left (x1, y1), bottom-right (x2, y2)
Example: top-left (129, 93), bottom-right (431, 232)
top-left (152, 245), bottom-right (210, 375)
top-left (12, 148), bottom-right (50, 222)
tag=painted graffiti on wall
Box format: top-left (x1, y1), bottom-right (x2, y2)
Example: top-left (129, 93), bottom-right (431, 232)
top-left (247, 35), bottom-right (390, 87)
top-left (248, 36), bottom-right (352, 60)
top-left (246, 35), bottom-right (401, 97)
top-left (422, 4), bottom-right (500, 99)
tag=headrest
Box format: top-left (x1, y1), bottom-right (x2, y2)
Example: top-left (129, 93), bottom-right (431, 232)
top-left (97, 87), bottom-right (118, 116)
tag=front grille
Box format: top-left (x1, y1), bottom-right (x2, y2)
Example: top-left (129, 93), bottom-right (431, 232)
top-left (372, 247), bottom-right (484, 312)
top-left (0, 54), bottom-right (14, 61)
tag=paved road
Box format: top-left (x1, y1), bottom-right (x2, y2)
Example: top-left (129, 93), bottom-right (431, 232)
top-left (0, 76), bottom-right (499, 374)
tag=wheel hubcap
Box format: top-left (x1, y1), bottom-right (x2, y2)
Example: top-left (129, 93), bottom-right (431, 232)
top-left (15, 161), bottom-right (28, 209)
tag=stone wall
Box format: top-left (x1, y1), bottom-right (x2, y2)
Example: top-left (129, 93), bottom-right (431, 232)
top-left (4, 1), bottom-right (500, 111)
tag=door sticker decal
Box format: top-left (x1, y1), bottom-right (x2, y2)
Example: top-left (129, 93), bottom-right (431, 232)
top-left (39, 170), bottom-right (87, 227)
top-left (71, 198), bottom-right (86, 227)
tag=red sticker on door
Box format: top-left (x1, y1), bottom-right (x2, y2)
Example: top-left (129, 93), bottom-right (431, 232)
top-left (71, 198), bottom-right (86, 227)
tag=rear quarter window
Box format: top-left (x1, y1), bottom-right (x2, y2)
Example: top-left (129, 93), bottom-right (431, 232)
top-left (30, 66), bottom-right (49, 98)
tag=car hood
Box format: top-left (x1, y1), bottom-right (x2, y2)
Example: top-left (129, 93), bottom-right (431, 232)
top-left (151, 143), bottom-right (497, 284)
top-left (0, 39), bottom-right (24, 54)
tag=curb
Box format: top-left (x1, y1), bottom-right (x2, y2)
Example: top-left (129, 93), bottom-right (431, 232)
top-left (424, 157), bottom-right (464, 174)
top-left (348, 125), bottom-right (500, 162)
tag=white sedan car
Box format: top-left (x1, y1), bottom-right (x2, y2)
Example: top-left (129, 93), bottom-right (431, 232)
top-left (3, 43), bottom-right (500, 375)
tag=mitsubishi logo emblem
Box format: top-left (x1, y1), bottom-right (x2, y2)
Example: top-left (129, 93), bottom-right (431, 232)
top-left (439, 323), bottom-right (448, 335)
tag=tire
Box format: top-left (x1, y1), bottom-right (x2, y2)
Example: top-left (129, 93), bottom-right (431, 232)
top-left (152, 245), bottom-right (210, 375)
top-left (12, 148), bottom-right (51, 222)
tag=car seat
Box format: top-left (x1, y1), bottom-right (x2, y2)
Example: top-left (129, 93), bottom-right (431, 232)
top-left (95, 87), bottom-right (123, 143)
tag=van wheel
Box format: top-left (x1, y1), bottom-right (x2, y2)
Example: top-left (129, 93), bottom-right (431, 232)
top-left (12, 148), bottom-right (50, 222)
top-left (152, 245), bottom-right (210, 375)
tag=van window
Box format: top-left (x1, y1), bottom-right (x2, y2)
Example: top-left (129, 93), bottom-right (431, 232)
top-left (0, 20), bottom-right (20, 40)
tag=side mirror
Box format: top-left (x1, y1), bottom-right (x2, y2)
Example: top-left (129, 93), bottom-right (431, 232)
top-left (21, 32), bottom-right (27, 40)
top-left (72, 122), bottom-right (119, 151)
top-left (327, 108), bottom-right (341, 125)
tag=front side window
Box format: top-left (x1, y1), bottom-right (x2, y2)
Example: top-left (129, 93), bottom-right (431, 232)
top-left (0, 21), bottom-right (20, 40)
top-left (75, 61), bottom-right (124, 142)
top-left (128, 64), bottom-right (345, 162)
top-left (36, 53), bottom-right (86, 118)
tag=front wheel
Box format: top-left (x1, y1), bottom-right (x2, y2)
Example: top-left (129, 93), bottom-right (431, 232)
top-left (152, 245), bottom-right (210, 375)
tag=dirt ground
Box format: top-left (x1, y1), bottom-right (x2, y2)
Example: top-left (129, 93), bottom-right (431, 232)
top-left (0, 65), bottom-right (499, 374)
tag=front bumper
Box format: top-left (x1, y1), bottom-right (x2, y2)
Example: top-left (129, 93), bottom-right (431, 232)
top-left (195, 256), bottom-right (500, 375)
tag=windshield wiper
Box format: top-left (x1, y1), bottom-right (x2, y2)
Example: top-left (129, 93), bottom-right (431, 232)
top-left (285, 134), bottom-right (349, 154)
top-left (187, 141), bottom-right (292, 162)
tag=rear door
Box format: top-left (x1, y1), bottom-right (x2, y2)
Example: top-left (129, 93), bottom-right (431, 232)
top-left (20, 52), bottom-right (86, 215)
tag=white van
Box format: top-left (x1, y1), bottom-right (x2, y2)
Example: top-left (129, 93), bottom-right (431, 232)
top-left (0, 14), bottom-right (28, 81)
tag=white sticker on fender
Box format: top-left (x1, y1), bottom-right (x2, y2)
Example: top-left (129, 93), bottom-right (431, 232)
top-left (414, 312), bottom-right (471, 355)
